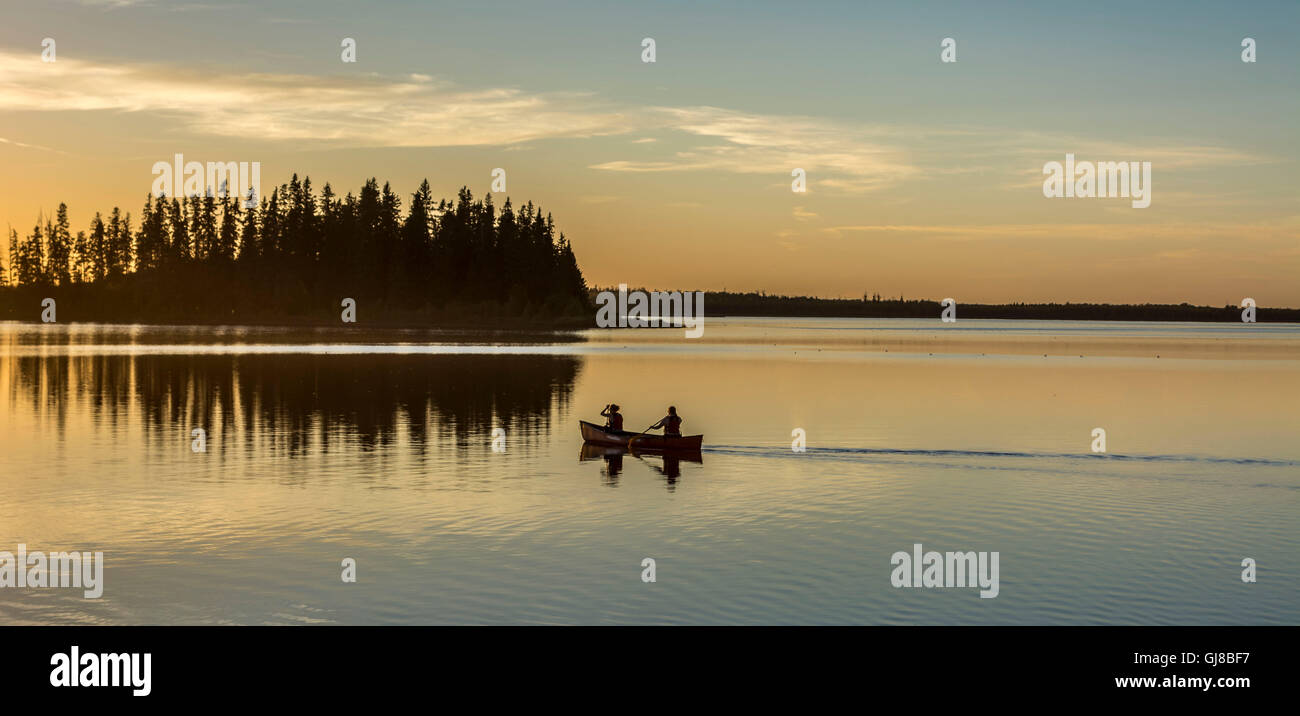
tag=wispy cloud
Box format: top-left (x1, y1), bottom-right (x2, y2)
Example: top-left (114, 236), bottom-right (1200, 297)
top-left (0, 136), bottom-right (63, 153)
top-left (820, 220), bottom-right (1299, 242)
top-left (591, 106), bottom-right (917, 193)
top-left (71, 0), bottom-right (227, 10)
top-left (0, 51), bottom-right (632, 147)
top-left (71, 0), bottom-right (154, 7)
top-left (1006, 131), bottom-right (1265, 168)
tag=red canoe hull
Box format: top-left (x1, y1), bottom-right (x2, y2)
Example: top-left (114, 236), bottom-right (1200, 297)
top-left (580, 420), bottom-right (703, 451)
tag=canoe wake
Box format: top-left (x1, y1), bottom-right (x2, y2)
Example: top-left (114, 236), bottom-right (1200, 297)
top-left (703, 445), bottom-right (1300, 467)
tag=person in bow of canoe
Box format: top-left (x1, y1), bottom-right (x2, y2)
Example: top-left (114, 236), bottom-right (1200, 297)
top-left (601, 403), bottom-right (624, 432)
top-left (651, 406), bottom-right (683, 437)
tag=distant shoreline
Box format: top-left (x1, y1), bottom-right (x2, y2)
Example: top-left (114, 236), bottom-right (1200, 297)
top-left (672, 291), bottom-right (1300, 323)
top-left (4, 285), bottom-right (1298, 327)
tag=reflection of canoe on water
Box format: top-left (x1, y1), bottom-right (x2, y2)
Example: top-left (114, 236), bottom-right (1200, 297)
top-left (579, 420), bottom-right (704, 451)
top-left (579, 442), bottom-right (703, 463)
top-left (580, 441), bottom-right (701, 483)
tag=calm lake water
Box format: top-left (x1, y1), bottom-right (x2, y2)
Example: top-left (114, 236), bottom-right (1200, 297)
top-left (1, 318), bottom-right (1297, 625)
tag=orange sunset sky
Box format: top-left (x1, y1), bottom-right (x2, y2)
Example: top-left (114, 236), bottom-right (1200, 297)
top-left (1, 0), bottom-right (1297, 305)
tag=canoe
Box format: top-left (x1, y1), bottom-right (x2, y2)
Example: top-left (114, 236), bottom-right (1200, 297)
top-left (579, 420), bottom-right (703, 451)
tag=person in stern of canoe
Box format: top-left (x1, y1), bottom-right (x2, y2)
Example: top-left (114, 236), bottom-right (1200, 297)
top-left (650, 406), bottom-right (683, 437)
top-left (600, 403), bottom-right (624, 432)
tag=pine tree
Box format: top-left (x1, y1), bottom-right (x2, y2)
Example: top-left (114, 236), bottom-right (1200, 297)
top-left (261, 188), bottom-right (282, 260)
top-left (47, 203), bottom-right (73, 285)
top-left (7, 228), bottom-right (17, 287)
top-left (89, 213), bottom-right (108, 281)
top-left (168, 198), bottom-right (189, 263)
top-left (399, 180), bottom-right (434, 299)
top-left (378, 181), bottom-right (402, 297)
top-left (196, 192), bottom-right (217, 261)
top-left (283, 174), bottom-right (304, 262)
top-left (136, 194), bottom-right (167, 272)
top-left (238, 195), bottom-right (260, 264)
top-left (72, 230), bottom-right (89, 283)
top-left (43, 214), bottom-right (55, 283)
top-left (195, 191), bottom-right (209, 261)
top-left (318, 183), bottom-right (337, 274)
top-left (300, 176), bottom-right (319, 264)
top-left (120, 211), bottom-right (134, 273)
top-left (20, 222), bottom-right (46, 286)
top-left (555, 233), bottom-right (587, 306)
top-left (105, 208), bottom-right (127, 277)
top-left (217, 193), bottom-right (238, 262)
top-left (135, 195), bottom-right (154, 273)
top-left (355, 179), bottom-right (382, 293)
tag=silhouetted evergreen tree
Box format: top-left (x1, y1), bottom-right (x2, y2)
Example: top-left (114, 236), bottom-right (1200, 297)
top-left (378, 181), bottom-right (402, 292)
top-left (161, 200), bottom-right (181, 264)
top-left (217, 193), bottom-right (239, 262)
top-left (105, 208), bottom-right (131, 278)
top-left (6, 229), bottom-right (17, 287)
top-left (398, 179), bottom-right (434, 303)
top-left (238, 196), bottom-right (260, 265)
top-left (193, 193), bottom-right (217, 262)
top-left (354, 179), bottom-right (382, 294)
top-left (261, 188), bottom-right (282, 261)
top-left (136, 194), bottom-right (167, 272)
top-left (88, 213), bottom-right (107, 280)
top-left (72, 230), bottom-right (90, 283)
top-left (19, 222), bottom-right (46, 286)
top-left (47, 203), bottom-right (73, 285)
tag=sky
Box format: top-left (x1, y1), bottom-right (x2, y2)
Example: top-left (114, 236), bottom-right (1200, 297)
top-left (0, 0), bottom-right (1296, 305)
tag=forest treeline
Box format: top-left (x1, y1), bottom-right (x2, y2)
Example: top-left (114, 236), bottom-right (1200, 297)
top-left (0, 175), bottom-right (589, 324)
top-left (667, 290), bottom-right (1300, 322)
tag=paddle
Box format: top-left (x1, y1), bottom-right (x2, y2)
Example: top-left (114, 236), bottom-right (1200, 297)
top-left (627, 423), bottom-right (659, 448)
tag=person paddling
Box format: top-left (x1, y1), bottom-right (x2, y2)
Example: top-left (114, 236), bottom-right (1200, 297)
top-left (650, 406), bottom-right (683, 437)
top-left (601, 404), bottom-right (624, 432)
